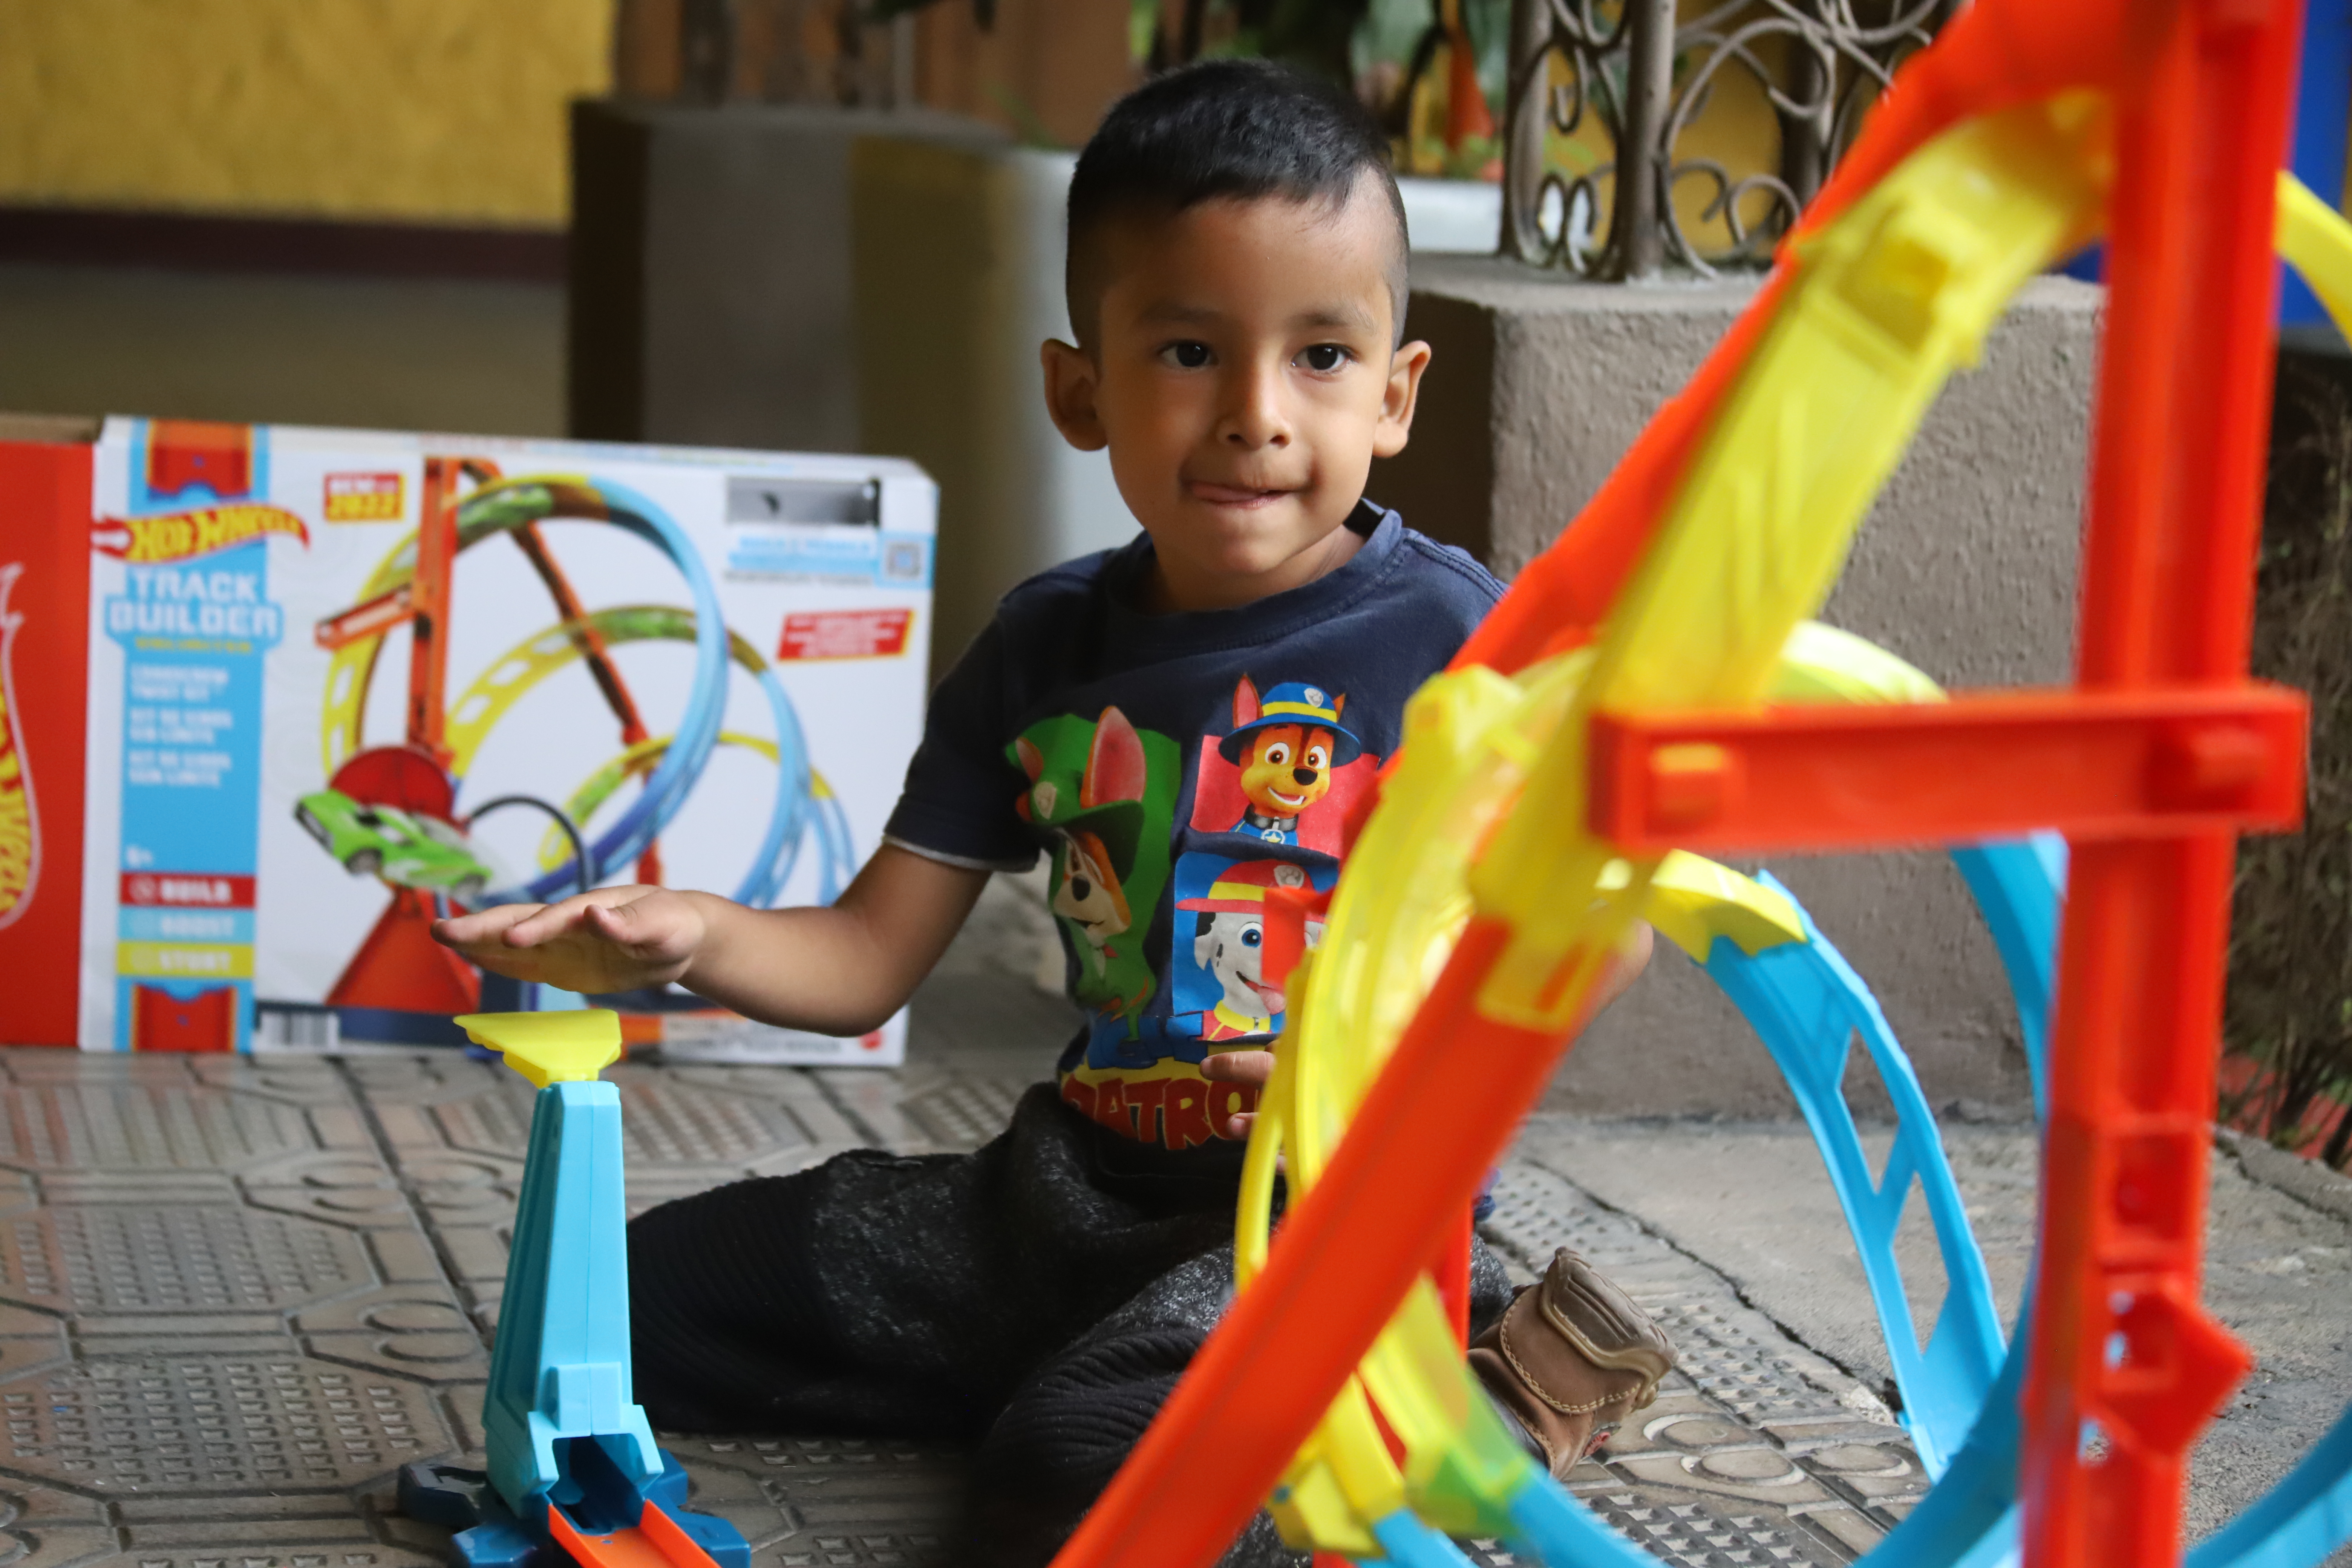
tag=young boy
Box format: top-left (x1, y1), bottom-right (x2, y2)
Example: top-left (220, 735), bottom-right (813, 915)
top-left (435, 60), bottom-right (1671, 1566)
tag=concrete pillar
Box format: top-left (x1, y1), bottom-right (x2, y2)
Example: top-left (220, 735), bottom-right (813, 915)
top-left (568, 100), bottom-right (1004, 452)
top-left (848, 138), bottom-right (1140, 680)
top-left (1371, 256), bottom-right (2104, 1116)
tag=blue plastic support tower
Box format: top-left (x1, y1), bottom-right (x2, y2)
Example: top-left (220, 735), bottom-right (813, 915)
top-left (398, 1010), bottom-right (749, 1567)
top-left (484, 1073), bottom-right (662, 1521)
top-left (1373, 833), bottom-right (2351, 1568)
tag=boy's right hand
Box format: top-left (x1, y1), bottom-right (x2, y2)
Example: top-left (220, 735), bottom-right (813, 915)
top-left (432, 885), bottom-right (707, 996)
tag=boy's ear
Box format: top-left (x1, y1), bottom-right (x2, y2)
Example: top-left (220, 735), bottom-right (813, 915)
top-left (1371, 338), bottom-right (1434, 461)
top-left (1041, 338), bottom-right (1109, 452)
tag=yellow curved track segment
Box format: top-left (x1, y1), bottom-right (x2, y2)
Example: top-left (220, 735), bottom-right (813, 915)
top-left (442, 609), bottom-right (768, 783)
top-left (2277, 171), bottom-right (2352, 341)
top-left (1242, 93), bottom-right (2107, 1556)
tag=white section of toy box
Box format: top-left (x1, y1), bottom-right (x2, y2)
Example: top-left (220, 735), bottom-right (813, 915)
top-left (74, 419), bottom-right (936, 1064)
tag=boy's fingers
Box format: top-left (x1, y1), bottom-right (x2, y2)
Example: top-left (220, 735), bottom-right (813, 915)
top-left (432, 903), bottom-right (545, 949)
top-left (501, 891), bottom-right (631, 947)
top-left (1223, 1111), bottom-right (1258, 1139)
top-left (1200, 1049), bottom-right (1276, 1087)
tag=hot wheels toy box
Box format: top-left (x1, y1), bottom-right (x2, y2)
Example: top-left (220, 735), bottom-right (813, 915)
top-left (0, 416), bottom-right (934, 1064)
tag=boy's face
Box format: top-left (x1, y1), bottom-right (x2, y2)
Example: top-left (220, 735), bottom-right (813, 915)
top-left (1043, 177), bottom-right (1430, 613)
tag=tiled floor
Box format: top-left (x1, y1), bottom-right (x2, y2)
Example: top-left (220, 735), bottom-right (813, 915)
top-left (0, 969), bottom-right (1944, 1568)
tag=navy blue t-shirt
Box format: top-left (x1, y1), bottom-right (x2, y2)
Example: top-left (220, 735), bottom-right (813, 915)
top-left (884, 501), bottom-right (1502, 1155)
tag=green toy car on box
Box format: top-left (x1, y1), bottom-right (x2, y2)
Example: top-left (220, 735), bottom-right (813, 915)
top-left (295, 788), bottom-right (497, 907)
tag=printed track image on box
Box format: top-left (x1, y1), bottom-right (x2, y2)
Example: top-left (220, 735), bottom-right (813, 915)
top-left (297, 454), bottom-right (856, 1047)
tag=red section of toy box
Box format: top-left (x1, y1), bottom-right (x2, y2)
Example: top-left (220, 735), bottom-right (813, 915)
top-left (0, 436), bottom-right (94, 1047)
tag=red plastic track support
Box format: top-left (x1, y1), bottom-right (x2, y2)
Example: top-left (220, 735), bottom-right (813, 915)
top-left (405, 458), bottom-right (456, 769)
top-left (1586, 684), bottom-right (2307, 853)
top-left (313, 583), bottom-right (415, 651)
top-left (2020, 0), bottom-right (2303, 1562)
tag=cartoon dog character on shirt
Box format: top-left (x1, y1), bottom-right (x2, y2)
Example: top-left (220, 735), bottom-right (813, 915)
top-left (1179, 859), bottom-right (1318, 1040)
top-left (1016, 706), bottom-right (1151, 991)
top-left (1217, 677), bottom-right (1362, 846)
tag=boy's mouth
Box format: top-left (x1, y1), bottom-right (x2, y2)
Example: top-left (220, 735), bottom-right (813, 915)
top-left (1188, 479), bottom-right (1296, 509)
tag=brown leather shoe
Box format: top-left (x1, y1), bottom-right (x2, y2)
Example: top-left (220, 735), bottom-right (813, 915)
top-left (1468, 1248), bottom-right (1675, 1477)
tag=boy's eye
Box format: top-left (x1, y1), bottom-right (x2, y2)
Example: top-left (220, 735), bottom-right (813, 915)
top-left (1298, 344), bottom-right (1349, 373)
top-left (1162, 341), bottom-right (1212, 369)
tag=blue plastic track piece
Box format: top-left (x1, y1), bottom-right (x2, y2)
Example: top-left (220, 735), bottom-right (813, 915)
top-left (1502, 1469), bottom-right (1668, 1568)
top-left (1850, 1327), bottom-right (2028, 1568)
top-left (1704, 874), bottom-right (2005, 1478)
top-left (482, 1078), bottom-right (663, 1526)
top-left (1949, 835), bottom-right (2064, 1116)
top-left (1361, 1507), bottom-right (1485, 1568)
top-left (732, 662), bottom-right (814, 910)
top-left (2190, 1404), bottom-right (2352, 1568)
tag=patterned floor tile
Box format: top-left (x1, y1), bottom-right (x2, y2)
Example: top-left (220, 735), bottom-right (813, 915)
top-left (0, 1042), bottom-right (1955, 1566)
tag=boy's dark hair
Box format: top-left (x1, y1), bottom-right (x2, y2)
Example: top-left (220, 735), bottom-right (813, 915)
top-left (1065, 60), bottom-right (1410, 350)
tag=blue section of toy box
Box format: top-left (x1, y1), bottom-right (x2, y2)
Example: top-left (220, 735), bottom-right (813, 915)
top-left (105, 540), bottom-right (281, 874)
top-left (126, 422), bottom-right (272, 515)
top-left (2285, 0), bottom-right (2352, 328)
top-left (104, 536), bottom-right (281, 1053)
top-left (118, 907), bottom-right (256, 943)
top-left (2058, 0), bottom-right (2349, 329)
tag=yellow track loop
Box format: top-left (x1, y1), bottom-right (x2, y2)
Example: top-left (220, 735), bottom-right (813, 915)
top-left (2278, 171), bottom-right (2352, 340)
top-left (442, 612), bottom-right (768, 784)
top-left (1243, 94), bottom-right (2107, 1556)
top-left (1243, 625), bottom-right (1965, 1550)
top-left (1472, 92), bottom-right (2105, 1028)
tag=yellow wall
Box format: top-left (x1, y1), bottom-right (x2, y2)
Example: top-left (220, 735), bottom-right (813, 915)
top-left (0, 0), bottom-right (613, 227)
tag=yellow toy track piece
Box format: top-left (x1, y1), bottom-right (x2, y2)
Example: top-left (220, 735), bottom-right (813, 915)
top-left (2277, 170), bottom-right (2352, 341)
top-left (456, 1010), bottom-right (624, 1089)
top-left (1470, 93), bottom-right (2103, 1031)
top-left (1241, 626), bottom-right (1963, 1551)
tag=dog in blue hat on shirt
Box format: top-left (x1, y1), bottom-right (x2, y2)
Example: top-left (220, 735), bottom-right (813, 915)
top-left (1216, 675), bottom-right (1362, 846)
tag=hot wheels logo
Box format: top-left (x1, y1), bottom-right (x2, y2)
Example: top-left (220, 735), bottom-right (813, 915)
top-left (0, 564), bottom-right (38, 931)
top-left (93, 505), bottom-right (309, 564)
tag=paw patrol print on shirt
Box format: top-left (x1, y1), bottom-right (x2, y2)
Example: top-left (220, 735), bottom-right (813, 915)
top-left (1189, 675), bottom-right (1381, 856)
top-left (1172, 854), bottom-right (1336, 1041)
top-left (1011, 706), bottom-right (1181, 1029)
top-left (1022, 677), bottom-right (1386, 1148)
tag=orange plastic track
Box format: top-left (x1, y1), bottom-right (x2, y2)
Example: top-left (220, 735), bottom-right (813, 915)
top-left (1045, 0), bottom-right (2306, 1564)
top-left (547, 1500), bottom-right (725, 1568)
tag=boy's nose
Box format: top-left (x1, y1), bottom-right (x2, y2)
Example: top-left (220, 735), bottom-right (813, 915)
top-left (1220, 362), bottom-right (1293, 449)
top-left (1292, 767), bottom-right (1318, 786)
